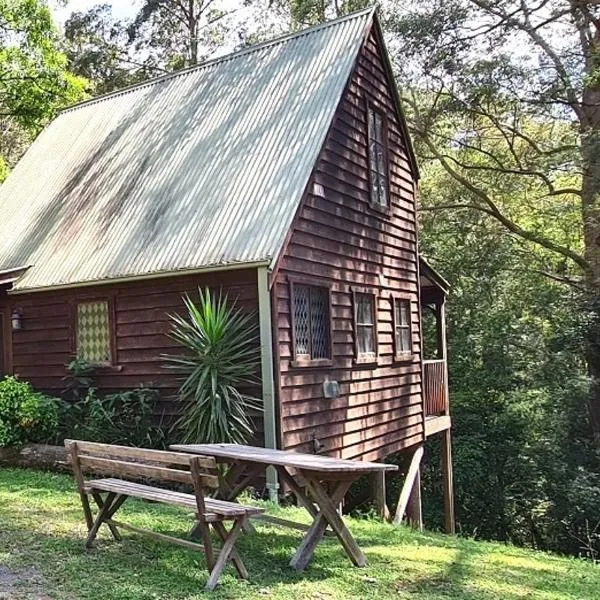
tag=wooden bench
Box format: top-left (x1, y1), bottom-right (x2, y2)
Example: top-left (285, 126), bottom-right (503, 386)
top-left (65, 439), bottom-right (263, 590)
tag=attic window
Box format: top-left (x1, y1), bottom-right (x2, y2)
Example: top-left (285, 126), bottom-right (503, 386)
top-left (367, 106), bottom-right (389, 208)
top-left (76, 300), bottom-right (112, 366)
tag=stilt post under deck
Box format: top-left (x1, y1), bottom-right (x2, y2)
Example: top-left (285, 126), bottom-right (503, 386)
top-left (406, 467), bottom-right (423, 530)
top-left (441, 428), bottom-right (455, 534)
top-left (370, 471), bottom-right (390, 521)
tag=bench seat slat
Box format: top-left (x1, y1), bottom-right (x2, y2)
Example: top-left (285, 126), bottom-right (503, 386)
top-left (85, 478), bottom-right (263, 520)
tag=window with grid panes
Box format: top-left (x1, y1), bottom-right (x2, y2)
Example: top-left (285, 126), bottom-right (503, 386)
top-left (394, 298), bottom-right (412, 356)
top-left (76, 300), bottom-right (112, 365)
top-left (368, 107), bottom-right (389, 207)
top-left (292, 284), bottom-right (331, 361)
top-left (355, 293), bottom-right (376, 357)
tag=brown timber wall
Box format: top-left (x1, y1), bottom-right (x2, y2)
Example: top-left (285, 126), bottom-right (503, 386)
top-left (272, 29), bottom-right (424, 462)
top-left (2, 268), bottom-right (261, 429)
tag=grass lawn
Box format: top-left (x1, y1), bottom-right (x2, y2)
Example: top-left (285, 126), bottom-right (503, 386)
top-left (0, 468), bottom-right (599, 599)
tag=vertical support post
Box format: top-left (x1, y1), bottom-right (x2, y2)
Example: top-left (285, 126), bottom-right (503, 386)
top-left (406, 468), bottom-right (423, 531)
top-left (441, 428), bottom-right (455, 534)
top-left (370, 471), bottom-right (390, 521)
top-left (438, 298), bottom-right (450, 415)
top-left (257, 267), bottom-right (279, 502)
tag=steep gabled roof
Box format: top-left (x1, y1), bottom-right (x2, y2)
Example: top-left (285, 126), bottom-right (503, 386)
top-left (0, 8), bottom-right (410, 292)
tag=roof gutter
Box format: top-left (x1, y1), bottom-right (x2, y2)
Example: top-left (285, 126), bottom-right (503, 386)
top-left (8, 260), bottom-right (271, 295)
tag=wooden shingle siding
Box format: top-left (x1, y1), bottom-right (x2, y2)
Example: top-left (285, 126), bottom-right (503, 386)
top-left (6, 269), bottom-right (261, 427)
top-left (273, 29), bottom-right (424, 461)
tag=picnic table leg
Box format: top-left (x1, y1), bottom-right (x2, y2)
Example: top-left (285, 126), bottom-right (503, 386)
top-left (289, 479), bottom-right (355, 571)
top-left (276, 467), bottom-right (319, 519)
top-left (305, 480), bottom-right (367, 568)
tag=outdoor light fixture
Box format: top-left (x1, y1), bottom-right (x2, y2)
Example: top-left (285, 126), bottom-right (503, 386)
top-left (11, 308), bottom-right (23, 331)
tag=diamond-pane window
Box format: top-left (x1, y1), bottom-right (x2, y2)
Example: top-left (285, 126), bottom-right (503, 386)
top-left (367, 106), bottom-right (389, 207)
top-left (292, 284), bottom-right (331, 361)
top-left (355, 293), bottom-right (376, 357)
top-left (394, 298), bottom-right (413, 356)
top-left (77, 300), bottom-right (112, 365)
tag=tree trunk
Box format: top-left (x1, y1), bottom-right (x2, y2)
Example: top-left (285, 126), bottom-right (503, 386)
top-left (188, 0), bottom-right (198, 66)
top-left (580, 117), bottom-right (600, 442)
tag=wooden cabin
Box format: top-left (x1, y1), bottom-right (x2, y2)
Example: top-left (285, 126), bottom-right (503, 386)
top-left (0, 9), bottom-right (453, 530)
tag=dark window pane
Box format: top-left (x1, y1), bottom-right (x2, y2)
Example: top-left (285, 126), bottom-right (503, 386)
top-left (293, 285), bottom-right (310, 356)
top-left (356, 293), bottom-right (376, 356)
top-left (368, 107), bottom-right (388, 207)
top-left (310, 287), bottom-right (330, 359)
top-left (292, 284), bottom-right (331, 360)
top-left (399, 327), bottom-right (411, 353)
top-left (356, 294), bottom-right (374, 325)
top-left (357, 325), bottom-right (375, 355)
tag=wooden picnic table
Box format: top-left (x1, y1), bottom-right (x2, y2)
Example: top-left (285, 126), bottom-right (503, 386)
top-left (170, 443), bottom-right (398, 571)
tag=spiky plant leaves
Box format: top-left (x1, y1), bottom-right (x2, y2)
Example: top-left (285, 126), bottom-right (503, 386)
top-left (164, 288), bottom-right (262, 444)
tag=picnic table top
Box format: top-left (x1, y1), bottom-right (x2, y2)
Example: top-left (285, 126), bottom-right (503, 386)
top-left (170, 444), bottom-right (398, 473)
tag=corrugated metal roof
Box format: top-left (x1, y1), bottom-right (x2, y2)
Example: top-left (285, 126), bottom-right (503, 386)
top-left (0, 8), bottom-right (374, 292)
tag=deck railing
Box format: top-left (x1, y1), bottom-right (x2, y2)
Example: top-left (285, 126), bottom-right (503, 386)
top-left (423, 359), bottom-right (448, 416)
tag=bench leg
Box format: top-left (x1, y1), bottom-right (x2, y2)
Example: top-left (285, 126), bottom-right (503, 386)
top-left (213, 521), bottom-right (248, 580)
top-left (86, 492), bottom-right (117, 548)
top-left (205, 517), bottom-right (245, 591)
top-left (79, 491), bottom-right (94, 531)
top-left (190, 521), bottom-right (215, 571)
top-left (92, 492), bottom-right (122, 541)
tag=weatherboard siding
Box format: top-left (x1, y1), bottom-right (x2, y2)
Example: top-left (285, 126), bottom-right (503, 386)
top-left (273, 29), bottom-right (424, 462)
top-left (4, 269), bottom-right (262, 430)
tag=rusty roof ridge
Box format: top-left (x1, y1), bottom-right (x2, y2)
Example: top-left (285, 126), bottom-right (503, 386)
top-left (60, 6), bottom-right (376, 116)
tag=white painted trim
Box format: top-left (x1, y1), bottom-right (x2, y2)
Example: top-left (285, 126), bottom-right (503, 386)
top-left (8, 261), bottom-right (271, 295)
top-left (257, 266), bottom-right (279, 502)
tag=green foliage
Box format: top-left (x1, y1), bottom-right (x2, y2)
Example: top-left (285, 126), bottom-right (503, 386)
top-left (64, 4), bottom-right (155, 95)
top-left (0, 376), bottom-right (60, 447)
top-left (0, 1), bottom-right (87, 146)
top-left (164, 288), bottom-right (261, 445)
top-left (62, 357), bottom-right (95, 403)
top-left (62, 386), bottom-right (166, 448)
top-left (270, 0), bottom-right (370, 27)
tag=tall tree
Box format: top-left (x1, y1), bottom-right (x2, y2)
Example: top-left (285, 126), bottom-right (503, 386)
top-left (127, 0), bottom-right (235, 70)
top-left (0, 0), bottom-right (86, 175)
top-left (386, 0), bottom-right (600, 441)
top-left (64, 4), bottom-right (159, 96)
top-left (268, 0), bottom-right (369, 26)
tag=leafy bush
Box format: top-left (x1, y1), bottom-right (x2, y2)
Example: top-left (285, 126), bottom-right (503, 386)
top-left (164, 287), bottom-right (261, 445)
top-left (64, 386), bottom-right (166, 448)
top-left (0, 376), bottom-right (60, 447)
top-left (62, 358), bottom-right (95, 403)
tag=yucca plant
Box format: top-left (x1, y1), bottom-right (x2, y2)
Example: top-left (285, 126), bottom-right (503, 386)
top-left (164, 288), bottom-right (262, 445)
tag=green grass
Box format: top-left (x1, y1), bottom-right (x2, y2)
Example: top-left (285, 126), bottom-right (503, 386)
top-left (0, 468), bottom-right (598, 599)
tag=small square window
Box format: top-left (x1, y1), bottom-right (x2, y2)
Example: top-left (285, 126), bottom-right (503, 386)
top-left (76, 300), bottom-right (112, 365)
top-left (394, 298), bottom-right (413, 358)
top-left (355, 292), bottom-right (377, 359)
top-left (291, 284), bottom-right (331, 363)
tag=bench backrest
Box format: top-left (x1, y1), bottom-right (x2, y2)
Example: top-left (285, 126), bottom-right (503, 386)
top-left (65, 440), bottom-right (219, 520)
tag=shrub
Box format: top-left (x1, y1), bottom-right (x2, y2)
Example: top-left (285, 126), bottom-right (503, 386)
top-left (164, 287), bottom-right (262, 445)
top-left (64, 386), bottom-right (166, 448)
top-left (0, 376), bottom-right (60, 447)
